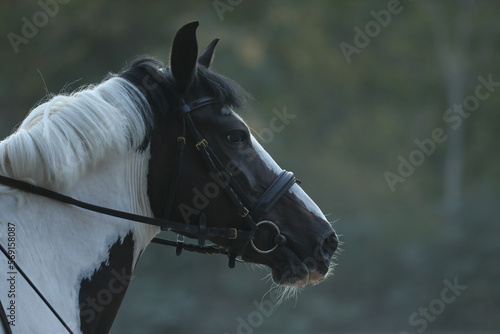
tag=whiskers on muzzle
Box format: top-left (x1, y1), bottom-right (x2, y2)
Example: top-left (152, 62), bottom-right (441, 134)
top-left (262, 274), bottom-right (304, 306)
top-left (255, 254), bottom-right (339, 307)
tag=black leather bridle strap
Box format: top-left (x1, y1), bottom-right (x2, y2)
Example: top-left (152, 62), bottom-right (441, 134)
top-left (201, 141), bottom-right (255, 210)
top-left (149, 236), bottom-right (228, 255)
top-left (185, 96), bottom-right (219, 111)
top-left (162, 118), bottom-right (186, 220)
top-left (251, 171), bottom-right (297, 221)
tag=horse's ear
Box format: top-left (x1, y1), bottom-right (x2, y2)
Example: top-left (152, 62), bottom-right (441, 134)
top-left (198, 38), bottom-right (219, 68)
top-left (170, 21), bottom-right (199, 94)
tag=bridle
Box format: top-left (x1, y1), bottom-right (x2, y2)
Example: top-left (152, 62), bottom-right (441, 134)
top-left (0, 95), bottom-right (298, 333)
top-left (165, 95), bottom-right (299, 265)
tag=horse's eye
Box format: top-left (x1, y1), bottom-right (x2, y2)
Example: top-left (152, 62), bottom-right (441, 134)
top-left (226, 131), bottom-right (247, 144)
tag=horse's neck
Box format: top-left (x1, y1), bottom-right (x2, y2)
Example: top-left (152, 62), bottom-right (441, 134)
top-left (0, 150), bottom-right (159, 333)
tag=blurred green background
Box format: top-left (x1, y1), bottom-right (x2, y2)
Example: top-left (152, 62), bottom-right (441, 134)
top-left (1, 1), bottom-right (499, 333)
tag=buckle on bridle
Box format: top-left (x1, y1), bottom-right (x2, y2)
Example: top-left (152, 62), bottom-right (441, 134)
top-left (229, 228), bottom-right (238, 240)
top-left (239, 207), bottom-right (249, 218)
top-left (195, 139), bottom-right (208, 150)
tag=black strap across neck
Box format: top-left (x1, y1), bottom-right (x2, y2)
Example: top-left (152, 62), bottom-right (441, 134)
top-left (0, 174), bottom-right (254, 242)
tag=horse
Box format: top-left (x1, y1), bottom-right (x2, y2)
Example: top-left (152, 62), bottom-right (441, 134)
top-left (0, 22), bottom-right (338, 334)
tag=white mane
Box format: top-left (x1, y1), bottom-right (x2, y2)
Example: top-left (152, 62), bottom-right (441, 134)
top-left (0, 77), bottom-right (152, 191)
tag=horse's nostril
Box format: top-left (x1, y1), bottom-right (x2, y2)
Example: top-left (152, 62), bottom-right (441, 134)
top-left (320, 233), bottom-right (338, 260)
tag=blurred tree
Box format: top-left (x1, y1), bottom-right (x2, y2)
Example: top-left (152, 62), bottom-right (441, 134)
top-left (427, 0), bottom-right (474, 228)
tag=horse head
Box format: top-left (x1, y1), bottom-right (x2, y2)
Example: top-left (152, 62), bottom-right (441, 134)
top-left (123, 22), bottom-right (338, 287)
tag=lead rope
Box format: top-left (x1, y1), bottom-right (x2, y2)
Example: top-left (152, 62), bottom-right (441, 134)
top-left (0, 243), bottom-right (74, 334)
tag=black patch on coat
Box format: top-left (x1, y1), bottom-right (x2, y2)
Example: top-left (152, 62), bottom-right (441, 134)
top-left (78, 232), bottom-right (135, 334)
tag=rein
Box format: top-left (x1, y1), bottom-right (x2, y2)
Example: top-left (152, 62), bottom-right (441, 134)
top-left (0, 95), bottom-right (297, 333)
